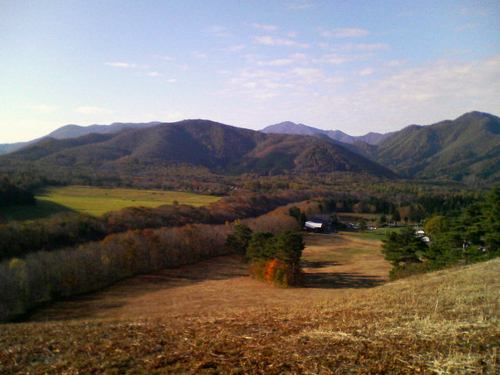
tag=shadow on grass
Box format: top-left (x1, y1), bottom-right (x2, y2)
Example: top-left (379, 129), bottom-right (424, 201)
top-left (303, 272), bottom-right (385, 289)
top-left (0, 200), bottom-right (75, 222)
top-left (26, 254), bottom-right (249, 322)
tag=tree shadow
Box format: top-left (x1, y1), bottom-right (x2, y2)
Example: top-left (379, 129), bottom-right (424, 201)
top-left (301, 259), bottom-right (341, 269)
top-left (303, 271), bottom-right (386, 289)
top-left (26, 254), bottom-right (249, 322)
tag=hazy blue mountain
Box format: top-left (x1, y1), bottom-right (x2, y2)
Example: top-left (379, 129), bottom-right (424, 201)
top-left (0, 121), bottom-right (162, 155)
top-left (261, 122), bottom-right (389, 145)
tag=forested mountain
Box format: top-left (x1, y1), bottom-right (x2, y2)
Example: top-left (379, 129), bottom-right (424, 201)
top-left (261, 122), bottom-right (391, 145)
top-left (373, 111), bottom-right (500, 183)
top-left (264, 112), bottom-right (500, 184)
top-left (0, 122), bottom-right (161, 155)
top-left (0, 120), bottom-right (396, 179)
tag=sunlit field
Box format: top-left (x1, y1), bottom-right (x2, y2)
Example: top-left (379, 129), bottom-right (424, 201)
top-left (1, 186), bottom-right (221, 221)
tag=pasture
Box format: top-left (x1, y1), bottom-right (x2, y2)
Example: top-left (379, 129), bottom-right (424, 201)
top-left (2, 232), bottom-right (498, 374)
top-left (1, 186), bottom-right (221, 221)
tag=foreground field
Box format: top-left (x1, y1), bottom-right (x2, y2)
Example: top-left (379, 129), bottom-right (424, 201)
top-left (1, 233), bottom-right (499, 374)
top-left (1, 186), bottom-right (221, 220)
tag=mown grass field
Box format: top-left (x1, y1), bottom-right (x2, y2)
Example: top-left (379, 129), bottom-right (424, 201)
top-left (2, 232), bottom-right (497, 373)
top-left (0, 186), bottom-right (221, 221)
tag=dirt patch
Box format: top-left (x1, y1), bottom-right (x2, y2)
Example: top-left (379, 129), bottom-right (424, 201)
top-left (28, 232), bottom-right (391, 322)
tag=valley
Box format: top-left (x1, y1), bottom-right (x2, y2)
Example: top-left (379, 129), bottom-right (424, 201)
top-left (1, 234), bottom-right (498, 374)
top-left (25, 232), bottom-right (389, 322)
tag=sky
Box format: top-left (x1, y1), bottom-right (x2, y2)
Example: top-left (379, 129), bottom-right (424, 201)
top-left (1, 0), bottom-right (499, 143)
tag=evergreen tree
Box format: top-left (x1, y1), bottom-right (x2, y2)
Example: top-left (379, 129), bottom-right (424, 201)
top-left (381, 227), bottom-right (427, 267)
top-left (246, 232), bottom-right (276, 262)
top-left (273, 231), bottom-right (304, 266)
top-left (226, 223), bottom-right (253, 256)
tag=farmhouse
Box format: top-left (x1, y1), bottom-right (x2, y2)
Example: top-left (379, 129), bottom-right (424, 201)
top-left (304, 220), bottom-right (324, 232)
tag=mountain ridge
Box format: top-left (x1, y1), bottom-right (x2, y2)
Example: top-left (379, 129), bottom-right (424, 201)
top-left (0, 119), bottom-right (396, 179)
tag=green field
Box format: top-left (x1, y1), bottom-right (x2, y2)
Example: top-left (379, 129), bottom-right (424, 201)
top-left (1, 186), bottom-right (221, 221)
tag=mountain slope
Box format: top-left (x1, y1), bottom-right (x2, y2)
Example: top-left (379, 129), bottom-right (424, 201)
top-left (375, 111), bottom-right (500, 183)
top-left (261, 122), bottom-right (390, 145)
top-left (0, 120), bottom-right (396, 178)
top-left (0, 122), bottom-right (162, 156)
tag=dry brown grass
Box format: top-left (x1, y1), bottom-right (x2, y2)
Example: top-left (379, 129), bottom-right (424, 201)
top-left (1, 233), bottom-right (498, 374)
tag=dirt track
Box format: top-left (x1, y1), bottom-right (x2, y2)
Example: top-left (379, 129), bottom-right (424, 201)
top-left (28, 232), bottom-right (390, 322)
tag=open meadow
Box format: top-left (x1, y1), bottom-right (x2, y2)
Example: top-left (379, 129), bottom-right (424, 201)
top-left (0, 186), bottom-right (221, 221)
top-left (1, 231), bottom-right (498, 374)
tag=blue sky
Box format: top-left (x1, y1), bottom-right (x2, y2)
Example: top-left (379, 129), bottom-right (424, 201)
top-left (1, 0), bottom-right (499, 143)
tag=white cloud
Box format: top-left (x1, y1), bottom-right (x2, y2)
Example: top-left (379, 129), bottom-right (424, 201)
top-left (258, 59), bottom-right (295, 66)
top-left (207, 25), bottom-right (232, 37)
top-left (287, 0), bottom-right (314, 10)
top-left (192, 51), bottom-right (208, 59)
top-left (146, 72), bottom-right (162, 77)
top-left (33, 104), bottom-right (58, 113)
top-left (251, 23), bottom-right (278, 31)
top-left (254, 36), bottom-right (309, 48)
top-left (386, 60), bottom-right (408, 67)
top-left (307, 54), bottom-right (500, 133)
top-left (257, 53), bottom-right (309, 66)
top-left (356, 68), bottom-right (376, 76)
top-left (167, 78), bottom-right (177, 83)
top-left (76, 106), bottom-right (111, 115)
top-left (321, 28), bottom-right (369, 38)
top-left (313, 54), bottom-right (355, 65)
top-left (222, 45), bottom-right (246, 52)
top-left (105, 62), bottom-right (138, 68)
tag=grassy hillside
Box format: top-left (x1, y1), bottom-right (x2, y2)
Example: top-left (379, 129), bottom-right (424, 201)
top-left (0, 186), bottom-right (221, 221)
top-left (1, 233), bottom-right (498, 374)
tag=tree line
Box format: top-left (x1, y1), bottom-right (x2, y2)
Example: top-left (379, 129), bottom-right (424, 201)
top-left (0, 190), bottom-right (325, 262)
top-left (382, 185), bottom-right (500, 279)
top-left (0, 206), bottom-right (302, 322)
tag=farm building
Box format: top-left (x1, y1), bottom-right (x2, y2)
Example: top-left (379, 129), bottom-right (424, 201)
top-left (304, 221), bottom-right (324, 232)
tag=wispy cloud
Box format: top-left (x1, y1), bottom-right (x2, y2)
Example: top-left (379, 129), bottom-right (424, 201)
top-left (146, 72), bottom-right (162, 77)
top-left (207, 25), bottom-right (232, 37)
top-left (257, 53), bottom-right (309, 66)
top-left (320, 28), bottom-right (369, 38)
top-left (254, 35), bottom-right (309, 48)
top-left (76, 106), bottom-right (111, 115)
top-left (33, 104), bottom-right (58, 113)
top-left (251, 23), bottom-right (279, 31)
top-left (356, 68), bottom-right (376, 76)
top-left (312, 53), bottom-right (357, 65)
top-left (335, 43), bottom-right (390, 51)
top-left (287, 0), bottom-right (315, 10)
top-left (222, 45), bottom-right (246, 52)
top-left (105, 62), bottom-right (138, 68)
top-left (192, 51), bottom-right (208, 59)
top-left (386, 60), bottom-right (408, 67)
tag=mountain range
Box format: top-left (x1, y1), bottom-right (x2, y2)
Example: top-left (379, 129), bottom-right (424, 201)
top-left (1, 111), bottom-right (499, 184)
top-left (261, 112), bottom-right (500, 184)
top-left (261, 121), bottom-right (393, 145)
top-left (0, 120), bottom-right (396, 179)
top-left (0, 122), bottom-right (162, 155)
